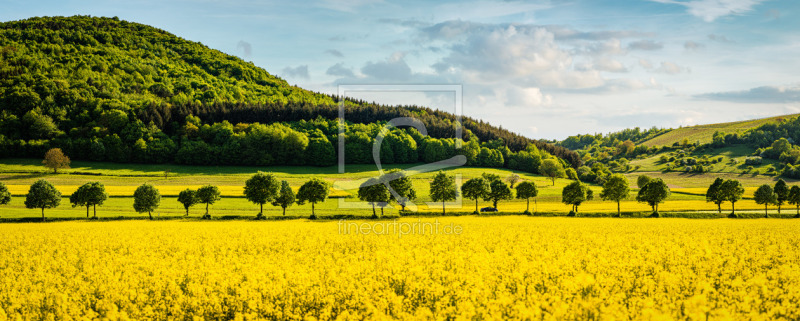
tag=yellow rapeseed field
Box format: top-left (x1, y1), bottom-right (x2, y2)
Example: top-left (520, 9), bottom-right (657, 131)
top-left (0, 218), bottom-right (798, 320)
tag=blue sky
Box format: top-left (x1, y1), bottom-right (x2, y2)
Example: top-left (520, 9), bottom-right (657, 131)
top-left (2, 0), bottom-right (799, 139)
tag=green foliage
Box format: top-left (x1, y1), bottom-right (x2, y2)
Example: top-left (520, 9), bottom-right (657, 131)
top-left (177, 189), bottom-right (198, 216)
top-left (197, 185), bottom-right (221, 218)
top-left (133, 184), bottom-right (160, 219)
top-left (271, 180), bottom-right (295, 216)
top-left (358, 178), bottom-right (391, 218)
top-left (515, 181), bottom-right (538, 213)
top-left (754, 184), bottom-right (777, 216)
top-left (296, 178), bottom-right (330, 218)
top-left (385, 169), bottom-right (415, 211)
top-left (485, 180), bottom-right (512, 210)
top-left (705, 178), bottom-right (725, 213)
top-left (244, 172), bottom-right (280, 216)
top-left (637, 175), bottom-right (652, 189)
top-left (69, 182), bottom-right (108, 218)
top-left (0, 182), bottom-right (10, 205)
top-left (719, 179), bottom-right (744, 215)
top-left (774, 179), bottom-right (789, 213)
top-left (636, 178), bottom-right (670, 213)
top-left (788, 185), bottom-right (800, 215)
top-left (600, 174), bottom-right (630, 216)
top-left (461, 177), bottom-right (489, 213)
top-left (429, 171), bottom-right (457, 215)
top-left (561, 181), bottom-right (593, 214)
top-left (24, 179), bottom-right (61, 219)
top-left (539, 159), bottom-right (566, 186)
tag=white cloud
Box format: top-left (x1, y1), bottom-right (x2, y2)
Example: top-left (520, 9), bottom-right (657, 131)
top-left (684, 41), bottom-right (706, 51)
top-left (326, 63), bottom-right (355, 78)
top-left (628, 40), bottom-right (664, 51)
top-left (281, 65), bottom-right (310, 79)
top-left (360, 51), bottom-right (412, 81)
top-left (653, 61), bottom-right (689, 74)
top-left (593, 58), bottom-right (628, 73)
top-left (501, 87), bottom-right (553, 107)
top-left (649, 0), bottom-right (768, 22)
top-left (324, 49), bottom-right (344, 58)
top-left (696, 85), bottom-right (800, 103)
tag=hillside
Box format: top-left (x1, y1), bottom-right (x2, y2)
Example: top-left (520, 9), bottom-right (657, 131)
top-left (640, 114), bottom-right (800, 147)
top-left (557, 113), bottom-right (800, 188)
top-left (0, 15), bottom-right (579, 169)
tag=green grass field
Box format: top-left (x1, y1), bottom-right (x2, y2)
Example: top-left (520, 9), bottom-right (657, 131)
top-left (639, 113), bottom-right (798, 147)
top-left (2, 158), bottom-right (796, 220)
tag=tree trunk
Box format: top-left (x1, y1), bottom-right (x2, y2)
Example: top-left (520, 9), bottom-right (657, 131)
top-left (311, 202), bottom-right (315, 216)
top-left (185, 207), bottom-right (189, 216)
top-left (283, 207), bottom-right (286, 216)
top-left (765, 204), bottom-right (768, 217)
top-left (380, 207), bottom-right (384, 217)
top-left (41, 208), bottom-right (45, 221)
top-left (493, 200), bottom-right (498, 209)
top-left (778, 204), bottom-right (781, 214)
top-left (534, 199), bottom-right (537, 213)
top-left (93, 204), bottom-right (97, 218)
top-left (732, 202), bottom-right (736, 214)
top-left (475, 199), bottom-right (479, 212)
top-left (371, 203), bottom-right (376, 217)
top-left (260, 203), bottom-right (263, 215)
top-left (526, 198), bottom-right (530, 212)
top-left (617, 201), bottom-right (620, 216)
top-left (148, 211), bottom-right (152, 220)
top-left (205, 203), bottom-right (209, 216)
top-left (86, 206), bottom-right (90, 218)
top-left (442, 201), bottom-right (445, 215)
top-left (717, 203), bottom-right (721, 214)
top-left (551, 177), bottom-right (555, 186)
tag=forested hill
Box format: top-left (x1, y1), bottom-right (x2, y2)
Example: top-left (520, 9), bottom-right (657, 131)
top-left (0, 15), bottom-right (579, 169)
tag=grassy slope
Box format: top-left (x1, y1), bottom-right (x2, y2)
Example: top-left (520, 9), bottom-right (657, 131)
top-left (640, 113), bottom-right (799, 147)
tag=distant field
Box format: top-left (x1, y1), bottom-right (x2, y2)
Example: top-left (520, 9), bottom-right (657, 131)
top-left (2, 158), bottom-right (798, 220)
top-left (640, 113), bottom-right (798, 147)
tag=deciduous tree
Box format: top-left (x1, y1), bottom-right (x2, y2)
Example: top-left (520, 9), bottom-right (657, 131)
top-left (197, 185), bottom-right (221, 219)
top-left (720, 179), bottom-right (744, 216)
top-left (244, 172), bottom-right (280, 218)
top-left (271, 180), bottom-right (295, 216)
top-left (636, 178), bottom-right (670, 216)
top-left (70, 182), bottom-right (107, 218)
top-left (430, 171), bottom-right (457, 215)
top-left (358, 178), bottom-right (391, 218)
top-left (177, 189), bottom-right (198, 216)
top-left (133, 184), bottom-right (160, 220)
top-left (600, 174), bottom-right (630, 217)
top-left (539, 159), bottom-right (565, 186)
top-left (25, 179), bottom-right (61, 221)
top-left (754, 184), bottom-right (777, 217)
top-left (705, 178), bottom-right (725, 214)
top-left (515, 181), bottom-right (538, 214)
top-left (43, 148), bottom-right (70, 174)
top-left (562, 181), bottom-right (593, 215)
top-left (461, 177), bottom-right (489, 213)
top-left (296, 178), bottom-right (330, 219)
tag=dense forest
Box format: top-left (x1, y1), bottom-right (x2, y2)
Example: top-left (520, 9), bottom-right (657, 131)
top-left (0, 15), bottom-right (579, 171)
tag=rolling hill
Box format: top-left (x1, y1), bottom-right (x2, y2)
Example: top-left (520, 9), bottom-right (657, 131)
top-left (0, 15), bottom-right (579, 168)
top-left (640, 113), bottom-right (800, 147)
